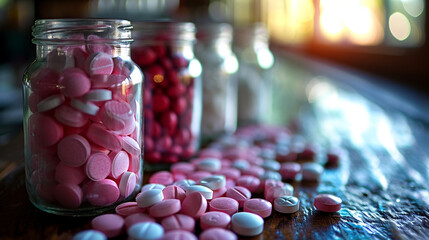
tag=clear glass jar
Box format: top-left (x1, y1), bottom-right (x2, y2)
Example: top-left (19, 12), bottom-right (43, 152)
top-left (195, 23), bottom-right (239, 143)
top-left (22, 19), bottom-right (143, 216)
top-left (234, 23), bottom-right (275, 125)
top-left (132, 22), bottom-right (202, 170)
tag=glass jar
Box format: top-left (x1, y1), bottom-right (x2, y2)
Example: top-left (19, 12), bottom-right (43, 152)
top-left (132, 22), bottom-right (202, 170)
top-left (195, 23), bottom-right (239, 143)
top-left (234, 23), bottom-right (275, 125)
top-left (22, 19), bottom-right (143, 216)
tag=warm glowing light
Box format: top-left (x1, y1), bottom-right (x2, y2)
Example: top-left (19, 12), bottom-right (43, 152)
top-left (153, 74), bottom-right (164, 83)
top-left (389, 12), bottom-right (411, 41)
top-left (319, 0), bottom-right (384, 45)
top-left (401, 0), bottom-right (425, 17)
top-left (320, 0), bottom-right (346, 40)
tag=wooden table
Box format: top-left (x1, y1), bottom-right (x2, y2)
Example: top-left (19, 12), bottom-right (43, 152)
top-left (1, 116), bottom-right (429, 240)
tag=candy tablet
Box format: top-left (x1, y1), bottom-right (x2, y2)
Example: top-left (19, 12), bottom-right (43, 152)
top-left (314, 194), bottom-right (342, 212)
top-left (91, 74), bottom-right (127, 89)
top-left (243, 198), bottom-right (272, 218)
top-left (200, 211), bottom-right (231, 230)
top-left (136, 188), bottom-right (164, 208)
top-left (119, 171), bottom-right (137, 197)
top-left (231, 212), bottom-right (264, 237)
top-left (29, 67), bottom-right (60, 98)
top-left (128, 222), bottom-right (164, 240)
top-left (148, 199), bottom-right (181, 218)
top-left (279, 162), bottom-right (301, 180)
top-left (72, 230), bottom-right (107, 240)
top-left (86, 179), bottom-right (120, 206)
top-left (109, 151), bottom-right (129, 179)
top-left (55, 104), bottom-right (89, 127)
top-left (302, 162), bottom-right (324, 181)
top-left (174, 179), bottom-right (195, 190)
top-left (171, 162), bottom-right (195, 175)
top-left (124, 213), bottom-right (156, 230)
top-left (100, 100), bottom-right (134, 132)
top-left (91, 214), bottom-right (124, 238)
top-left (161, 214), bottom-right (195, 232)
top-left (226, 186), bottom-right (251, 207)
top-left (261, 159), bottom-right (281, 171)
top-left (161, 230), bottom-right (197, 240)
top-left (121, 136), bottom-right (141, 156)
top-left (54, 183), bottom-right (83, 208)
top-left (37, 94), bottom-right (65, 112)
top-left (209, 197), bottom-right (239, 216)
top-left (86, 123), bottom-right (122, 152)
top-left (150, 171), bottom-right (174, 185)
top-left (141, 183), bottom-right (166, 192)
top-left (199, 228), bottom-right (237, 240)
top-left (29, 113), bottom-right (64, 147)
top-left (274, 196), bottom-right (300, 214)
top-left (212, 187), bottom-right (227, 199)
top-left (60, 68), bottom-right (91, 98)
top-left (85, 153), bottom-right (111, 181)
top-left (83, 89), bottom-right (112, 102)
top-left (55, 162), bottom-right (86, 185)
top-left (71, 99), bottom-right (100, 116)
top-left (199, 175), bottom-right (226, 190)
top-left (116, 201), bottom-right (145, 217)
top-left (185, 185), bottom-right (213, 200)
top-left (197, 158), bottom-right (221, 172)
top-left (235, 175), bottom-right (260, 193)
top-left (162, 185), bottom-right (186, 202)
top-left (180, 192), bottom-right (207, 219)
top-left (57, 134), bottom-right (91, 167)
top-left (86, 52), bottom-right (114, 76)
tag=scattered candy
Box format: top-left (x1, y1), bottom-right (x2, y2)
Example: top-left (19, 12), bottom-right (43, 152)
top-left (314, 194), bottom-right (342, 212)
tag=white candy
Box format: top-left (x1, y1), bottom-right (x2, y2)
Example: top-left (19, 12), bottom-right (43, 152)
top-left (272, 184), bottom-right (294, 199)
top-left (231, 212), bottom-right (264, 237)
top-left (301, 162), bottom-right (324, 181)
top-left (127, 222), bottom-right (164, 240)
top-left (232, 159), bottom-right (250, 171)
top-left (141, 183), bottom-right (165, 192)
top-left (37, 94), bottom-right (65, 112)
top-left (83, 89), bottom-right (112, 102)
top-left (174, 179), bottom-right (196, 190)
top-left (274, 196), bottom-right (300, 214)
top-left (260, 171), bottom-right (282, 181)
top-left (186, 185), bottom-right (213, 200)
top-left (199, 175), bottom-right (226, 190)
top-left (261, 159), bottom-right (281, 171)
top-left (136, 189), bottom-right (164, 208)
top-left (197, 158), bottom-right (221, 172)
top-left (121, 136), bottom-right (141, 156)
top-left (72, 230), bottom-right (107, 240)
top-left (71, 99), bottom-right (99, 116)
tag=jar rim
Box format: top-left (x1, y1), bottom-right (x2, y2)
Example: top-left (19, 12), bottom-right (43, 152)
top-left (32, 18), bottom-right (133, 44)
top-left (132, 21), bottom-right (196, 43)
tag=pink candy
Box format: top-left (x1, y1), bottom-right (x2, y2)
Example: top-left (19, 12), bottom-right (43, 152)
top-left (314, 194), bottom-right (342, 212)
top-left (26, 34), bottom-right (142, 211)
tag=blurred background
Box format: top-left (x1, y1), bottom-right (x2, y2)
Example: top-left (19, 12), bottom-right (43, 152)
top-left (0, 0), bottom-right (428, 140)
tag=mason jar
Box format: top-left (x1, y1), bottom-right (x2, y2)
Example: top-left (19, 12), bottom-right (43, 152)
top-left (195, 23), bottom-right (239, 143)
top-left (234, 23), bottom-right (275, 125)
top-left (132, 22), bottom-right (202, 170)
top-left (22, 19), bottom-right (143, 216)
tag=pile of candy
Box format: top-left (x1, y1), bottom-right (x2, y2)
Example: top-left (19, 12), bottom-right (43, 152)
top-left (27, 34), bottom-right (142, 208)
top-left (72, 125), bottom-right (342, 239)
top-left (133, 39), bottom-right (199, 165)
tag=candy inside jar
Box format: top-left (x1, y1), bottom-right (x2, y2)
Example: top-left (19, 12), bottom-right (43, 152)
top-left (132, 22), bottom-right (202, 170)
top-left (23, 19), bottom-right (143, 216)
